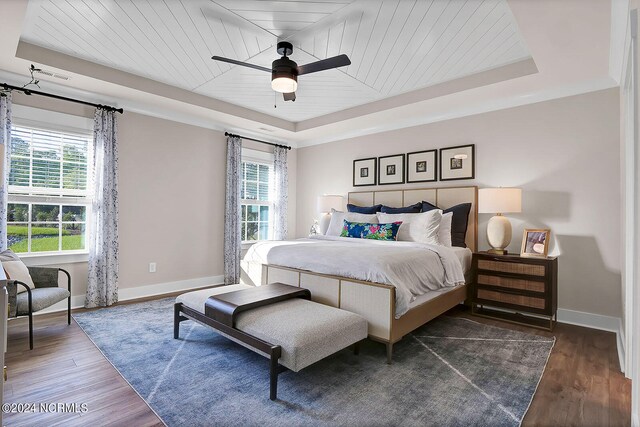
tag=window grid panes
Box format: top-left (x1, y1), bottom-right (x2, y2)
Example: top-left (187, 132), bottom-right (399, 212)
top-left (7, 203), bottom-right (87, 253)
top-left (241, 160), bottom-right (272, 242)
top-left (7, 124), bottom-right (91, 254)
top-left (9, 125), bottom-right (90, 196)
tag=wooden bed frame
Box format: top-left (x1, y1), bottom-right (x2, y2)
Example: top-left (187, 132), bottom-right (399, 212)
top-left (240, 185), bottom-right (478, 362)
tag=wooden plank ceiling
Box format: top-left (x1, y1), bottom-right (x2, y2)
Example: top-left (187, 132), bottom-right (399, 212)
top-left (21, 0), bottom-right (531, 122)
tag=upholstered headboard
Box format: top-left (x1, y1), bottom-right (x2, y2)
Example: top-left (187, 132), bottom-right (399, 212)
top-left (347, 186), bottom-right (478, 252)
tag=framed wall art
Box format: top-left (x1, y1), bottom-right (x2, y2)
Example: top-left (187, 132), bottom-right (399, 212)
top-left (520, 228), bottom-right (551, 258)
top-left (353, 157), bottom-right (377, 186)
top-left (439, 144), bottom-right (475, 181)
top-left (407, 149), bottom-right (437, 183)
top-left (378, 154), bottom-right (405, 185)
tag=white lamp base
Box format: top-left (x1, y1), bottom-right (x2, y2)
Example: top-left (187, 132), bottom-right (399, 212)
top-left (319, 213), bottom-right (332, 235)
top-left (487, 214), bottom-right (512, 254)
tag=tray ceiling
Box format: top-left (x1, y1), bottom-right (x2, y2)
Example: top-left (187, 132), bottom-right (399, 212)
top-left (20, 0), bottom-right (531, 122)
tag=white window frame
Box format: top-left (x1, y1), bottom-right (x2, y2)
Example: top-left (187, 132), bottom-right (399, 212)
top-left (6, 105), bottom-right (93, 261)
top-left (240, 148), bottom-right (274, 244)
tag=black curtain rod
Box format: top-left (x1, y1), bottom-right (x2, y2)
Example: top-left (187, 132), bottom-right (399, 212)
top-left (1, 83), bottom-right (123, 114)
top-left (225, 132), bottom-right (291, 150)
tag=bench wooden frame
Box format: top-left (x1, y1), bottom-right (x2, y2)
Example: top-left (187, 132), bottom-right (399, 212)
top-left (175, 302), bottom-right (284, 400)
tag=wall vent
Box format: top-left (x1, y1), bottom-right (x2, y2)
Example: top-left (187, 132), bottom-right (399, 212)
top-left (34, 69), bottom-right (70, 81)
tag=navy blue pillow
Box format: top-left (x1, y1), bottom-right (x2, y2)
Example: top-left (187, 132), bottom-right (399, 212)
top-left (421, 201), bottom-right (472, 248)
top-left (347, 204), bottom-right (382, 214)
top-left (380, 202), bottom-right (422, 214)
top-left (421, 201), bottom-right (438, 212)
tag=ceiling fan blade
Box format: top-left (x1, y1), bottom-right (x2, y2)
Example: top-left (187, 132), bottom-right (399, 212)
top-left (211, 56), bottom-right (271, 73)
top-left (283, 92), bottom-right (296, 102)
top-left (297, 54), bottom-right (351, 75)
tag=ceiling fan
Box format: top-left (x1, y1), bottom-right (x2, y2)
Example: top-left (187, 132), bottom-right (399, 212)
top-left (212, 41), bottom-right (351, 102)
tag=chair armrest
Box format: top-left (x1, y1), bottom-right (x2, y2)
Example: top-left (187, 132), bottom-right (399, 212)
top-left (27, 266), bottom-right (60, 289)
top-left (59, 268), bottom-right (71, 294)
top-left (6, 281), bottom-right (31, 318)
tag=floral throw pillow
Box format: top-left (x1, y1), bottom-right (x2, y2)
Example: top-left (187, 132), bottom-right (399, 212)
top-left (340, 220), bottom-right (402, 241)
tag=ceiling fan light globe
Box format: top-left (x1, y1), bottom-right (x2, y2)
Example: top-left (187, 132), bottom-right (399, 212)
top-left (271, 77), bottom-right (298, 93)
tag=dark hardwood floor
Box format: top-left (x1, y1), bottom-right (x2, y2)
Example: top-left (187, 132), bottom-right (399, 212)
top-left (2, 296), bottom-right (631, 427)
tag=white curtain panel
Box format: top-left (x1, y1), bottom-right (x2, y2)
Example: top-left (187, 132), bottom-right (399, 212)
top-left (0, 93), bottom-right (11, 251)
top-left (273, 146), bottom-right (288, 240)
top-left (224, 135), bottom-right (242, 285)
top-left (86, 108), bottom-right (119, 308)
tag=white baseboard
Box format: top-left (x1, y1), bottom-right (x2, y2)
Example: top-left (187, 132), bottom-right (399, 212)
top-left (617, 319), bottom-right (626, 377)
top-left (29, 275), bottom-right (224, 315)
top-left (557, 308), bottom-right (625, 372)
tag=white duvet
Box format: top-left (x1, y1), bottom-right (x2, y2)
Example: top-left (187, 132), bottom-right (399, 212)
top-left (243, 235), bottom-right (466, 317)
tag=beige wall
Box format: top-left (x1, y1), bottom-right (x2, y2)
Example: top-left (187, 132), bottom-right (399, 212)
top-left (296, 88), bottom-right (622, 318)
top-left (11, 93), bottom-right (297, 300)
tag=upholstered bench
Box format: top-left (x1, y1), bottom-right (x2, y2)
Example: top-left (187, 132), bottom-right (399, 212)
top-left (174, 283), bottom-right (368, 400)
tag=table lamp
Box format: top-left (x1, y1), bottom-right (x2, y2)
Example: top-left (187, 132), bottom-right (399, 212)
top-left (478, 188), bottom-right (522, 255)
top-left (317, 195), bottom-right (343, 235)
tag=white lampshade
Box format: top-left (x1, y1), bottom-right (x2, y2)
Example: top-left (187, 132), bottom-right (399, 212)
top-left (478, 188), bottom-right (522, 214)
top-left (317, 195), bottom-right (343, 213)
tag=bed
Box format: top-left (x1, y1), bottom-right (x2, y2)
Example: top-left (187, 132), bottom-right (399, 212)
top-left (241, 186), bottom-right (478, 362)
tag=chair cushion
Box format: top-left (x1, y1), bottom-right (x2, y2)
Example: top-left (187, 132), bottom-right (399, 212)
top-left (16, 287), bottom-right (70, 315)
top-left (0, 250), bottom-right (35, 294)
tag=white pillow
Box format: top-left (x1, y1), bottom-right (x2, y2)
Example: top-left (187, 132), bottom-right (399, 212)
top-left (326, 212), bottom-right (379, 236)
top-left (2, 260), bottom-right (36, 294)
top-left (377, 210), bottom-right (442, 244)
top-left (438, 212), bottom-right (453, 247)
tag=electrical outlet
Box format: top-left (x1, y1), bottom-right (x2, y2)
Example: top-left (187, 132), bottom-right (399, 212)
top-left (149, 262), bottom-right (157, 273)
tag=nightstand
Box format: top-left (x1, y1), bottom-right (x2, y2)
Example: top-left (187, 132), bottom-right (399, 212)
top-left (471, 252), bottom-right (557, 331)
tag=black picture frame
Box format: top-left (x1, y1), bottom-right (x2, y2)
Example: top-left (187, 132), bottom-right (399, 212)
top-left (353, 157), bottom-right (377, 187)
top-left (406, 149), bottom-right (437, 183)
top-left (378, 154), bottom-right (405, 185)
top-left (439, 144), bottom-right (475, 181)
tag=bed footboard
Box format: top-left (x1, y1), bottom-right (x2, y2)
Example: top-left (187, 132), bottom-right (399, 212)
top-left (248, 264), bottom-right (467, 362)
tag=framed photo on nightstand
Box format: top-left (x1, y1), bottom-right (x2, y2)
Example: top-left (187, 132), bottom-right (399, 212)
top-left (520, 229), bottom-right (551, 258)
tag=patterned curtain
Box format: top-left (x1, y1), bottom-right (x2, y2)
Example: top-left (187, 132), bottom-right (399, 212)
top-left (224, 135), bottom-right (242, 285)
top-left (0, 93), bottom-right (12, 251)
top-left (273, 146), bottom-right (288, 240)
top-left (86, 108), bottom-right (119, 308)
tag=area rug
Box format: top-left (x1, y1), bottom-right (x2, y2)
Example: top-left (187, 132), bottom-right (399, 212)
top-left (73, 297), bottom-right (555, 427)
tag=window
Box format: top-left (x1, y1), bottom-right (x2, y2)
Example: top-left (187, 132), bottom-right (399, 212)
top-left (240, 152), bottom-right (273, 242)
top-left (6, 124), bottom-right (92, 255)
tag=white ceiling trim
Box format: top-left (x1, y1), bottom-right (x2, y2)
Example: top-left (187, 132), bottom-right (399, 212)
top-left (295, 76), bottom-right (619, 147)
top-left (0, 68), bottom-right (299, 148)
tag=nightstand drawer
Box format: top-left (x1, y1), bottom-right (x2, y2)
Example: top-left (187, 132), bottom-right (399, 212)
top-left (477, 274), bottom-right (545, 293)
top-left (477, 289), bottom-right (546, 310)
top-left (477, 259), bottom-right (546, 277)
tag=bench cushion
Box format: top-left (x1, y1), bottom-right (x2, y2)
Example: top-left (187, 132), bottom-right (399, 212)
top-left (236, 298), bottom-right (368, 372)
top-left (177, 285), bottom-right (368, 372)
